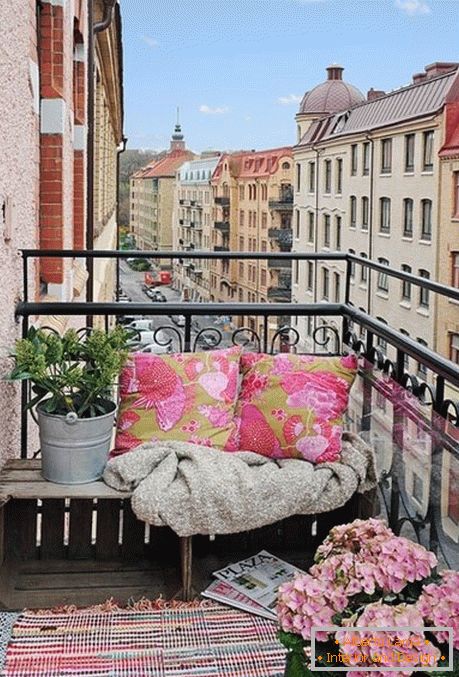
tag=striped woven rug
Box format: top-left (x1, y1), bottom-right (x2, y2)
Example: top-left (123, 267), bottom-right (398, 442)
top-left (0, 602), bottom-right (286, 676)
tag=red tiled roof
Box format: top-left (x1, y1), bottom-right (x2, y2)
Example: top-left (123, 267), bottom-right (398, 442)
top-left (134, 150), bottom-right (195, 179)
top-left (212, 146), bottom-right (292, 181)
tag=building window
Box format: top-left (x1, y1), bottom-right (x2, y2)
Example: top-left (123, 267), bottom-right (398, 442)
top-left (294, 260), bottom-right (299, 284)
top-left (295, 210), bottom-right (300, 239)
top-left (377, 258), bottom-right (389, 293)
top-left (420, 199), bottom-right (432, 241)
top-left (348, 248), bottom-right (355, 279)
top-left (239, 210), bottom-right (244, 227)
top-left (360, 253), bottom-right (368, 283)
top-left (381, 138), bottom-right (392, 174)
top-left (308, 212), bottom-right (314, 243)
top-left (239, 236), bottom-right (244, 250)
top-left (422, 130), bottom-right (434, 171)
top-left (296, 163), bottom-right (301, 192)
top-left (419, 269), bottom-right (430, 308)
top-left (335, 216), bottom-right (341, 250)
top-left (452, 252), bottom-right (459, 288)
top-left (324, 214), bottom-right (331, 247)
top-left (400, 329), bottom-right (410, 369)
top-left (363, 142), bottom-right (370, 176)
top-left (324, 160), bottom-right (332, 194)
top-left (454, 172), bottom-right (459, 218)
top-left (361, 196), bottom-right (369, 231)
top-left (336, 159), bottom-right (343, 194)
top-left (307, 262), bottom-right (313, 291)
top-left (322, 268), bottom-right (329, 300)
top-left (261, 269), bottom-right (267, 287)
top-left (334, 272), bottom-right (340, 302)
top-left (401, 264), bottom-right (412, 301)
top-left (376, 318), bottom-right (388, 353)
top-left (351, 144), bottom-right (358, 175)
top-left (403, 198), bottom-right (413, 237)
top-left (239, 262), bottom-right (244, 277)
top-left (261, 212), bottom-right (267, 228)
top-left (308, 162), bottom-right (315, 193)
top-left (350, 196), bottom-right (357, 228)
top-left (450, 333), bottom-right (459, 364)
top-left (379, 197), bottom-right (391, 233)
top-left (417, 339), bottom-right (428, 377)
top-left (405, 134), bottom-right (415, 172)
top-left (238, 288), bottom-right (244, 301)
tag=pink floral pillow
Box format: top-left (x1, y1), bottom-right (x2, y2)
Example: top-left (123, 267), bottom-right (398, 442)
top-left (112, 347), bottom-right (241, 457)
top-left (225, 353), bottom-right (358, 463)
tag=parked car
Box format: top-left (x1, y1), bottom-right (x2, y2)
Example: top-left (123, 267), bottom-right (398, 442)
top-left (124, 319), bottom-right (155, 332)
top-left (127, 329), bottom-right (172, 350)
top-left (138, 342), bottom-right (173, 355)
top-left (170, 314), bottom-right (186, 327)
top-left (151, 290), bottom-right (167, 302)
top-left (118, 293), bottom-right (131, 302)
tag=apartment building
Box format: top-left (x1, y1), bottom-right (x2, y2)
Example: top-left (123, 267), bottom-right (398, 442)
top-left (211, 148), bottom-right (293, 332)
top-left (437, 95), bottom-right (459, 371)
top-left (292, 63), bottom-right (459, 373)
top-left (0, 0), bottom-right (123, 458)
top-left (130, 124), bottom-right (194, 253)
top-left (173, 155), bottom-right (220, 301)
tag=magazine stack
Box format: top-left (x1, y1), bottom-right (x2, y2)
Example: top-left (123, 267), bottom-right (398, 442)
top-left (202, 550), bottom-right (303, 621)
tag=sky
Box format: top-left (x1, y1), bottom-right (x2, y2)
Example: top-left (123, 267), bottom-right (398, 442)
top-left (121, 0), bottom-right (459, 153)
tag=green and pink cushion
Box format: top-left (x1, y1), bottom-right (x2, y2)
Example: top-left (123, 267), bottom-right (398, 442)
top-left (112, 347), bottom-right (241, 457)
top-left (224, 353), bottom-right (358, 463)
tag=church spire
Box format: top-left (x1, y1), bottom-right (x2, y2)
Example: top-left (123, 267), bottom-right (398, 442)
top-left (170, 107), bottom-right (185, 151)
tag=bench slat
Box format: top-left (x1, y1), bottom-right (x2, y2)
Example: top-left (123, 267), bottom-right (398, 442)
top-left (69, 500), bottom-right (94, 559)
top-left (0, 478), bottom-right (130, 500)
top-left (41, 499), bottom-right (65, 559)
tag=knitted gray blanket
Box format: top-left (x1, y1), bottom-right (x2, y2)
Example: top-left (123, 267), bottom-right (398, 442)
top-left (103, 432), bottom-right (376, 537)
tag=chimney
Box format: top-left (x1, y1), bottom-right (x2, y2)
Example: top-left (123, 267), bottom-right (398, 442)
top-left (367, 88), bottom-right (385, 101)
top-left (326, 64), bottom-right (344, 81)
top-left (424, 62), bottom-right (459, 79)
top-left (412, 72), bottom-right (427, 84)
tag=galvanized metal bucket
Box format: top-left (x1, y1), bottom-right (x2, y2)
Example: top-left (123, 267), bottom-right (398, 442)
top-left (37, 401), bottom-right (116, 484)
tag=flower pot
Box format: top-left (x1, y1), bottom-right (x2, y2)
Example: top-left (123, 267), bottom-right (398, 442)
top-left (37, 401), bottom-right (116, 484)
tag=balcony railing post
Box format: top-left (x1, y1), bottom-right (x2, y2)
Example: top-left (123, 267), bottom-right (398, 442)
top-left (20, 314), bottom-right (29, 459)
top-left (184, 315), bottom-right (192, 352)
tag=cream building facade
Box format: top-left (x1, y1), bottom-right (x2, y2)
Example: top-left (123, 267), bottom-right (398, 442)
top-left (173, 156), bottom-right (220, 301)
top-left (211, 148), bottom-right (293, 334)
top-left (292, 63), bottom-right (459, 375)
top-left (130, 124), bottom-right (194, 254)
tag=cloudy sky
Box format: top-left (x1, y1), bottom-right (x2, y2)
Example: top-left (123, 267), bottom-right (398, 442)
top-left (121, 0), bottom-right (459, 152)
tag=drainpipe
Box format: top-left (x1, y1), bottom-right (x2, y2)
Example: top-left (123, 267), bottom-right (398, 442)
top-left (365, 133), bottom-right (374, 315)
top-left (86, 0), bottom-right (117, 307)
top-left (116, 135), bottom-right (128, 301)
top-left (312, 146), bottom-right (321, 332)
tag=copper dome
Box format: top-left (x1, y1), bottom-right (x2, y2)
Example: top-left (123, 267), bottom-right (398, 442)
top-left (299, 65), bottom-right (365, 115)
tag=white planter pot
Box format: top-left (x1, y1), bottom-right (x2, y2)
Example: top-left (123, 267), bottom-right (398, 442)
top-left (37, 401), bottom-right (116, 484)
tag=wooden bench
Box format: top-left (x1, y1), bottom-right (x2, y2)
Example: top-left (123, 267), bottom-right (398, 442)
top-left (0, 459), bottom-right (375, 610)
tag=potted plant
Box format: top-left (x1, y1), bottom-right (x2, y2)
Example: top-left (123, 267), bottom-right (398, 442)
top-left (277, 518), bottom-right (458, 677)
top-left (8, 325), bottom-right (132, 484)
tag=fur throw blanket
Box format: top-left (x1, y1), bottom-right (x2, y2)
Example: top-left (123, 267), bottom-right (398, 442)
top-left (103, 433), bottom-right (376, 537)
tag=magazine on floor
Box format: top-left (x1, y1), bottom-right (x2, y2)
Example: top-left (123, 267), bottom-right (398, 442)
top-left (201, 579), bottom-right (277, 621)
top-left (207, 550), bottom-right (304, 614)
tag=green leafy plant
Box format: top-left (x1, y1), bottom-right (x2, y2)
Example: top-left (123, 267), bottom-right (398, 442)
top-left (8, 326), bottom-right (133, 418)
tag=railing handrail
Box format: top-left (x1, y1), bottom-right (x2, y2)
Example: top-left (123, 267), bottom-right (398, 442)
top-left (21, 249), bottom-right (459, 300)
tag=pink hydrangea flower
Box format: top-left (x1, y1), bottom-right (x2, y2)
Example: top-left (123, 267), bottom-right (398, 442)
top-left (337, 601), bottom-right (441, 677)
top-left (417, 569), bottom-right (459, 649)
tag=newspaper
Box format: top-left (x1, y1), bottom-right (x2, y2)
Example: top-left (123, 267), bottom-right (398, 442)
top-left (201, 579), bottom-right (277, 621)
top-left (212, 550), bottom-right (304, 613)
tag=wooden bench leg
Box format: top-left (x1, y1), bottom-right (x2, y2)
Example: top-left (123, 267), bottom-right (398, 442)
top-left (180, 536), bottom-right (193, 601)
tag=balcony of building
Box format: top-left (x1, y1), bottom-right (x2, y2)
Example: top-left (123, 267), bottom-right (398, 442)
top-left (214, 245), bottom-right (229, 252)
top-left (267, 286), bottom-right (291, 302)
top-left (268, 227), bottom-right (293, 252)
top-left (214, 220), bottom-right (230, 233)
top-left (267, 257), bottom-right (292, 270)
top-left (268, 185), bottom-right (293, 211)
top-left (2, 249), bottom-right (457, 612)
top-left (214, 196), bottom-right (230, 206)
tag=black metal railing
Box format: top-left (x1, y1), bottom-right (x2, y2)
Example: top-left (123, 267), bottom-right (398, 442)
top-left (16, 249), bottom-right (459, 568)
top-left (214, 221), bottom-right (229, 232)
top-left (214, 196), bottom-right (230, 206)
